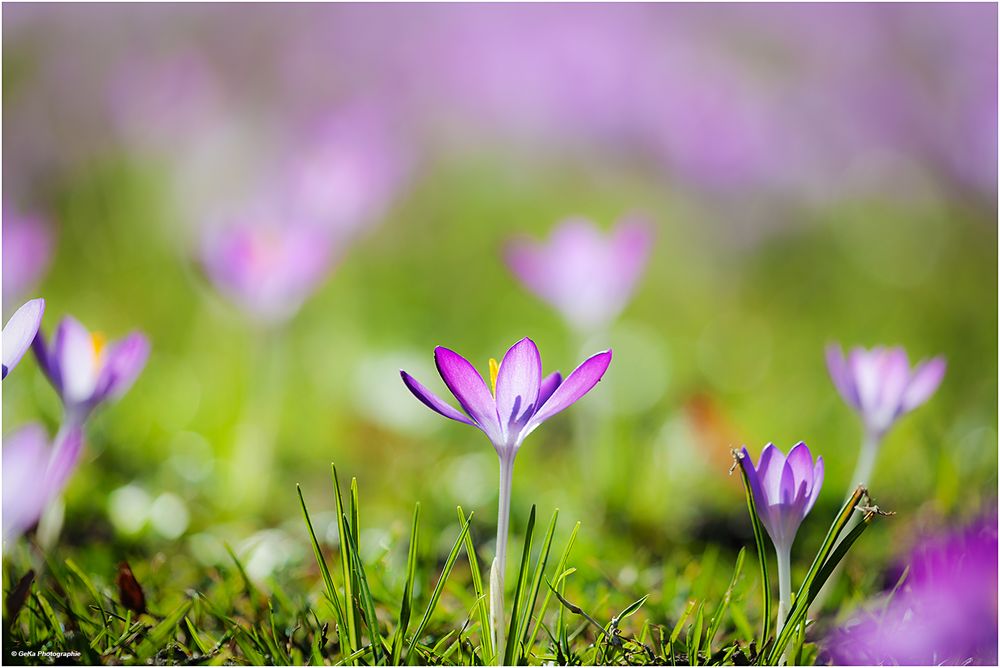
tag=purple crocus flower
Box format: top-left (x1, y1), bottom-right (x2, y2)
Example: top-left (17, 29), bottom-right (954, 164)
top-left (401, 337), bottom-right (612, 660)
top-left (826, 344), bottom-right (945, 500)
top-left (506, 217), bottom-right (652, 334)
top-left (2, 423), bottom-right (84, 542)
top-left (740, 442), bottom-right (824, 635)
top-left (825, 514), bottom-right (998, 665)
top-left (3, 298), bottom-right (45, 379)
top-left (826, 344), bottom-right (946, 439)
top-left (33, 316), bottom-right (150, 424)
top-left (200, 214), bottom-right (335, 324)
top-left (2, 206), bottom-right (52, 307)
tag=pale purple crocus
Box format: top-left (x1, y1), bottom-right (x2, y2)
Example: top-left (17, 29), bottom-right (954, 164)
top-left (401, 337), bottom-right (612, 661)
top-left (201, 215), bottom-right (335, 324)
top-left (826, 344), bottom-right (946, 495)
top-left (825, 514), bottom-right (998, 665)
top-left (506, 217), bottom-right (652, 334)
top-left (33, 316), bottom-right (150, 425)
top-left (740, 442), bottom-right (824, 636)
top-left (2, 206), bottom-right (52, 308)
top-left (2, 423), bottom-right (84, 542)
top-left (3, 298), bottom-right (44, 379)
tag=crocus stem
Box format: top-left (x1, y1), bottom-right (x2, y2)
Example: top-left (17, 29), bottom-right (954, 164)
top-left (491, 453), bottom-right (515, 665)
top-left (775, 544), bottom-right (792, 661)
top-left (847, 429), bottom-right (880, 501)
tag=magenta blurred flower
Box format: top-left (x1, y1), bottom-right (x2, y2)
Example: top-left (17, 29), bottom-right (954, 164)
top-left (279, 106), bottom-right (410, 238)
top-left (2, 423), bottom-right (84, 542)
top-left (401, 336), bottom-right (611, 657)
top-left (826, 344), bottom-right (946, 438)
top-left (3, 298), bottom-right (45, 379)
top-left (33, 316), bottom-right (150, 423)
top-left (3, 206), bottom-right (52, 306)
top-left (740, 442), bottom-right (824, 634)
top-left (507, 217), bottom-right (652, 333)
top-left (201, 215), bottom-right (335, 324)
top-left (826, 514), bottom-right (998, 665)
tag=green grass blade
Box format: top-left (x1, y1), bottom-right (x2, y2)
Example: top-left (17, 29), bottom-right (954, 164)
top-left (458, 505), bottom-right (494, 662)
top-left (766, 486), bottom-right (870, 664)
top-left (392, 503), bottom-right (422, 665)
top-left (705, 546), bottom-right (746, 653)
top-left (516, 508), bottom-right (558, 658)
top-left (331, 464), bottom-right (361, 659)
top-left (504, 504), bottom-right (536, 665)
top-left (296, 484), bottom-right (350, 653)
top-left (686, 603), bottom-right (704, 666)
top-left (404, 512), bottom-right (473, 664)
top-left (527, 520), bottom-right (579, 654)
top-left (136, 598), bottom-right (193, 661)
top-left (733, 449), bottom-right (773, 647)
top-left (340, 511), bottom-right (386, 665)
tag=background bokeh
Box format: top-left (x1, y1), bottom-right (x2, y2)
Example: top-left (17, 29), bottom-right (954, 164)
top-left (2, 2), bottom-right (996, 620)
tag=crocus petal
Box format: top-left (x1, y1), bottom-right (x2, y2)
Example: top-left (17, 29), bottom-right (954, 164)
top-left (874, 348), bottom-right (910, 426)
top-left (43, 427), bottom-right (84, 496)
top-left (806, 456), bottom-right (824, 515)
top-left (2, 424), bottom-right (50, 540)
top-left (2, 298), bottom-right (44, 378)
top-left (757, 443), bottom-right (787, 505)
top-left (434, 346), bottom-right (501, 440)
top-left (825, 344), bottom-right (859, 409)
top-left (93, 332), bottom-right (150, 403)
top-left (850, 347), bottom-right (883, 414)
top-left (32, 329), bottom-right (59, 392)
top-left (785, 442), bottom-right (816, 503)
top-left (401, 371), bottom-right (475, 426)
top-left (901, 357), bottom-right (946, 413)
top-left (537, 372), bottom-right (562, 408)
top-left (55, 316), bottom-right (101, 405)
top-left (740, 446), bottom-right (770, 524)
top-left (523, 349), bottom-right (612, 435)
top-left (495, 337), bottom-right (542, 436)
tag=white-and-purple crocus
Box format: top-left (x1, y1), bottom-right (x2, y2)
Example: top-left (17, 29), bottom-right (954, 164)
top-left (826, 345), bottom-right (945, 495)
top-left (3, 298), bottom-right (45, 379)
top-left (506, 217), bottom-right (652, 335)
top-left (2, 423), bottom-right (83, 542)
top-left (401, 337), bottom-right (612, 661)
top-left (740, 442), bottom-right (824, 636)
top-left (33, 316), bottom-right (150, 425)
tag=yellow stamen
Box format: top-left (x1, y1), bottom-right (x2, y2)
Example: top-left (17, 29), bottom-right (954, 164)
top-left (489, 358), bottom-right (499, 395)
top-left (91, 332), bottom-right (107, 357)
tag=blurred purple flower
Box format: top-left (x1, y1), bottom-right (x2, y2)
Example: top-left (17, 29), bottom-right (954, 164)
top-left (3, 206), bottom-right (52, 307)
top-left (278, 105), bottom-right (410, 239)
top-left (506, 217), bottom-right (652, 333)
top-left (2, 298), bottom-right (45, 379)
top-left (33, 316), bottom-right (150, 424)
top-left (740, 442), bottom-right (824, 634)
top-left (401, 336), bottom-right (611, 657)
top-left (826, 344), bottom-right (946, 438)
top-left (826, 514), bottom-right (998, 665)
top-left (2, 423), bottom-right (84, 542)
top-left (200, 214), bottom-right (335, 324)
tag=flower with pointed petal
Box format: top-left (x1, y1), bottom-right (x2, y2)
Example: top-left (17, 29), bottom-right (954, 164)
top-left (401, 337), bottom-right (612, 458)
top-left (740, 442), bottom-right (824, 635)
top-left (33, 316), bottom-right (150, 424)
top-left (826, 344), bottom-right (946, 438)
top-left (401, 336), bottom-right (611, 660)
top-left (2, 298), bottom-right (44, 379)
top-left (506, 217), bottom-right (652, 333)
top-left (2, 423), bottom-right (84, 542)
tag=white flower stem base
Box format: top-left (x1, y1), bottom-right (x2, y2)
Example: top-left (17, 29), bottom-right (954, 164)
top-left (490, 454), bottom-right (515, 665)
top-left (775, 545), bottom-right (792, 665)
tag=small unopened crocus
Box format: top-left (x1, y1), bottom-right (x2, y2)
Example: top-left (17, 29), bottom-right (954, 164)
top-left (506, 217), bottom-right (652, 334)
top-left (3, 298), bottom-right (44, 379)
top-left (740, 442), bottom-right (824, 635)
top-left (33, 316), bottom-right (150, 425)
top-left (401, 337), bottom-right (612, 661)
top-left (2, 423), bottom-right (83, 542)
top-left (201, 215), bottom-right (335, 324)
top-left (826, 344), bottom-right (945, 493)
top-left (2, 206), bottom-right (52, 307)
top-left (825, 515), bottom-right (998, 665)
